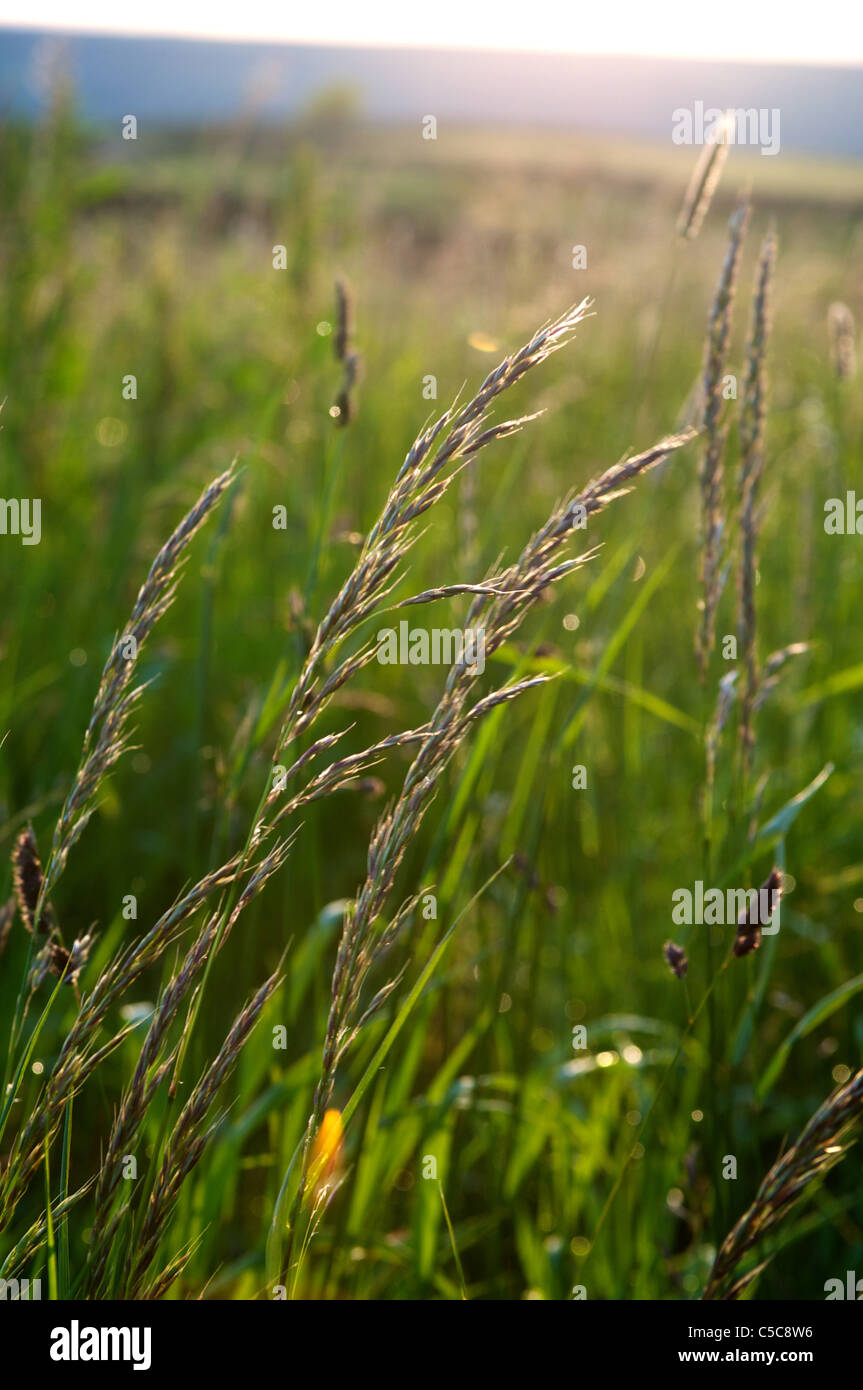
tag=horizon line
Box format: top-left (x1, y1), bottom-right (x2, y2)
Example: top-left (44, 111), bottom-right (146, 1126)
top-left (2, 23), bottom-right (863, 70)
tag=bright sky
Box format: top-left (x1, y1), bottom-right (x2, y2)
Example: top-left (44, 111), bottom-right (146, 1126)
top-left (2, 0), bottom-right (862, 65)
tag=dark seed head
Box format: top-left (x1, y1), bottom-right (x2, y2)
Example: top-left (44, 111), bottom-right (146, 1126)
top-left (732, 927), bottom-right (760, 958)
top-left (664, 940), bottom-right (689, 979)
top-left (334, 278), bottom-right (351, 363)
top-left (734, 868), bottom-right (783, 957)
top-left (12, 827), bottom-right (54, 935)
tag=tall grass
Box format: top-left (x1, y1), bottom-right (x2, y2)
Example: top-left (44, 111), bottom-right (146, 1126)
top-left (0, 99), bottom-right (862, 1300)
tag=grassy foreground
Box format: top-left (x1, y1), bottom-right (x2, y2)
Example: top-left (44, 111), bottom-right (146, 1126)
top-left (0, 97), bottom-right (862, 1300)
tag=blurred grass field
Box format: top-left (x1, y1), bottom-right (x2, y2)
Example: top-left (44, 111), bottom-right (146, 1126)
top-left (1, 90), bottom-right (863, 1299)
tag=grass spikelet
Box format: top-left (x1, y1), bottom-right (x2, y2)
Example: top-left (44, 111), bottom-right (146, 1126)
top-left (696, 198), bottom-right (749, 682)
top-left (704, 1062), bottom-right (863, 1299)
top-left (827, 300), bottom-right (857, 380)
top-left (677, 112), bottom-right (732, 240)
top-left (85, 843), bottom-right (292, 1292)
top-left (737, 228), bottom-right (777, 776)
top-left (43, 464), bottom-right (237, 904)
top-left (125, 963), bottom-right (282, 1299)
top-left (332, 277), bottom-right (359, 425)
top-left (270, 300), bottom-right (593, 767)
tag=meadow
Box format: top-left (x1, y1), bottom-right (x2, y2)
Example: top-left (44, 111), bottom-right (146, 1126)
top-left (0, 87), bottom-right (862, 1301)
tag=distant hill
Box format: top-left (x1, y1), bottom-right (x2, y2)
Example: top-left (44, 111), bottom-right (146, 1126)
top-left (1, 27), bottom-right (861, 158)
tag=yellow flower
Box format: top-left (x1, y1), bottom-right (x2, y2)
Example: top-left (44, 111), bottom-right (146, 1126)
top-left (305, 1109), bottom-right (344, 1202)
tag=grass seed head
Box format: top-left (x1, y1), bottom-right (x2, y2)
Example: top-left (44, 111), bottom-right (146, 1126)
top-left (733, 868), bottom-right (783, 958)
top-left (828, 300), bottom-right (857, 380)
top-left (664, 940), bottom-right (689, 979)
top-left (12, 826), bottom-right (54, 936)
